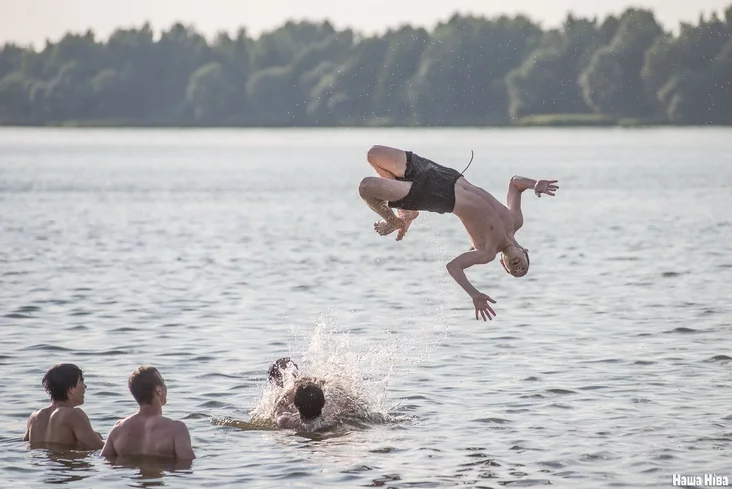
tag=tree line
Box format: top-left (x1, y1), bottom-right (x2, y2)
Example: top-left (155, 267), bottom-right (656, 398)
top-left (0, 6), bottom-right (730, 126)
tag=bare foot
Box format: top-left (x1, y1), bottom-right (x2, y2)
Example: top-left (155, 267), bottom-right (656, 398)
top-left (374, 218), bottom-right (405, 237)
top-left (395, 210), bottom-right (419, 241)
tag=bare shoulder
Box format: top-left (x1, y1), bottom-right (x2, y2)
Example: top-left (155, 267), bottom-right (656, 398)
top-left (170, 419), bottom-right (191, 437)
top-left (28, 408), bottom-right (43, 422)
top-left (48, 406), bottom-right (74, 420)
top-left (26, 409), bottom-right (43, 431)
top-left (109, 417), bottom-right (126, 430)
top-left (70, 407), bottom-right (90, 418)
top-left (64, 407), bottom-right (92, 422)
top-left (63, 407), bottom-right (94, 427)
top-left (159, 416), bottom-right (188, 431)
top-left (109, 414), bottom-right (135, 430)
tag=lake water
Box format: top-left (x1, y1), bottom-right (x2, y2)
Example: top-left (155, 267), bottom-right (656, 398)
top-left (1, 127), bottom-right (730, 488)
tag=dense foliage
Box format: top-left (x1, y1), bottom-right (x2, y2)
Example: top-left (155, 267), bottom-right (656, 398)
top-left (1, 7), bottom-right (730, 125)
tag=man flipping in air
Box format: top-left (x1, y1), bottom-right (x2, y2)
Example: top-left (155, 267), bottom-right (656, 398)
top-left (358, 145), bottom-right (559, 321)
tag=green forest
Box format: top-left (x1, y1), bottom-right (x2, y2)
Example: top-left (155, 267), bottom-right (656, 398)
top-left (1, 6), bottom-right (731, 127)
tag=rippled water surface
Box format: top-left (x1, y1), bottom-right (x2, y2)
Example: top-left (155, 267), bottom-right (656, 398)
top-left (1, 127), bottom-right (731, 488)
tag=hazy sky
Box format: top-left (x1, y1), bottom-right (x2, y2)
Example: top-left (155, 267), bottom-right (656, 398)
top-left (1, 0), bottom-right (729, 47)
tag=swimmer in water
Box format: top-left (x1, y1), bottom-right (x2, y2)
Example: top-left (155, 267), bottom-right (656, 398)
top-left (101, 366), bottom-right (195, 460)
top-left (24, 363), bottom-right (104, 450)
top-left (274, 375), bottom-right (361, 430)
top-left (275, 379), bottom-right (326, 429)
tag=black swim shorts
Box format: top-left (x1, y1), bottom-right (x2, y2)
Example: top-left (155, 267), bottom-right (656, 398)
top-left (388, 151), bottom-right (463, 214)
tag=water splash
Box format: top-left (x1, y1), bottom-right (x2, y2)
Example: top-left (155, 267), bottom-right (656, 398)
top-left (248, 308), bottom-right (449, 429)
top-left (246, 223), bottom-right (459, 430)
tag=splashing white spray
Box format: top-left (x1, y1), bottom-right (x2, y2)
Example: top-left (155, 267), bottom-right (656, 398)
top-left (248, 224), bottom-right (462, 429)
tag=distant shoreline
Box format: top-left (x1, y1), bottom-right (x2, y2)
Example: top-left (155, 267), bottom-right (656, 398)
top-left (2, 10), bottom-right (731, 128)
top-left (0, 119), bottom-right (732, 129)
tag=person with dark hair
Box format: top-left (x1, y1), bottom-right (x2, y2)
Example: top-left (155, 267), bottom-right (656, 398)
top-left (268, 357), bottom-right (299, 388)
top-left (294, 382), bottom-right (326, 420)
top-left (23, 363), bottom-right (104, 449)
top-left (101, 366), bottom-right (195, 460)
top-left (275, 378), bottom-right (326, 429)
top-left (358, 145), bottom-right (559, 320)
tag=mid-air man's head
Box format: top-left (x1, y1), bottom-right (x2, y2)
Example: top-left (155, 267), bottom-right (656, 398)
top-left (501, 245), bottom-right (530, 277)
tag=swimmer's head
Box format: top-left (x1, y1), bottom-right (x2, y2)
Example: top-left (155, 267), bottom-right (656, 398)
top-left (42, 363), bottom-right (85, 405)
top-left (268, 357), bottom-right (299, 387)
top-left (501, 245), bottom-right (529, 277)
top-left (294, 382), bottom-right (325, 421)
top-left (128, 366), bottom-right (167, 407)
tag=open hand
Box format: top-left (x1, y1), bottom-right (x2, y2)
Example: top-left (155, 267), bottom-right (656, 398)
top-left (472, 293), bottom-right (497, 321)
top-left (534, 180), bottom-right (559, 198)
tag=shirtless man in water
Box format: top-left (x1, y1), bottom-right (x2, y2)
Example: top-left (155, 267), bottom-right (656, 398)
top-left (24, 363), bottom-right (104, 449)
top-left (274, 376), bottom-right (359, 430)
top-left (101, 366), bottom-right (195, 460)
top-left (275, 378), bottom-right (326, 429)
top-left (358, 145), bottom-right (559, 321)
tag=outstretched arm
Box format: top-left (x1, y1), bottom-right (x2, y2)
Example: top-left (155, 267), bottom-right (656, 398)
top-left (446, 250), bottom-right (497, 321)
top-left (506, 176), bottom-right (559, 230)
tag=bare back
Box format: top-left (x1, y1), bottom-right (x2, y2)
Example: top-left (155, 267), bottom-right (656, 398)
top-left (103, 413), bottom-right (193, 459)
top-left (453, 177), bottom-right (518, 253)
top-left (27, 407), bottom-right (75, 445)
top-left (25, 406), bottom-right (103, 450)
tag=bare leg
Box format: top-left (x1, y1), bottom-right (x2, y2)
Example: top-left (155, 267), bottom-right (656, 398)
top-left (364, 195), bottom-right (403, 233)
top-left (367, 145), bottom-right (408, 178)
top-left (365, 146), bottom-right (419, 239)
top-left (358, 177), bottom-right (415, 240)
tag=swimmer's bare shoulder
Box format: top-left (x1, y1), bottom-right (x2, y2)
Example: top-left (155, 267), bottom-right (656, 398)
top-left (170, 419), bottom-right (195, 459)
top-left (23, 408), bottom-right (43, 441)
top-left (64, 407), bottom-right (104, 449)
top-left (100, 417), bottom-right (126, 457)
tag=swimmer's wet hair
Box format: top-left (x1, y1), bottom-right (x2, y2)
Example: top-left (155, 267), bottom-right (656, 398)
top-left (128, 366), bottom-right (164, 405)
top-left (42, 364), bottom-right (83, 402)
top-left (294, 382), bottom-right (325, 421)
top-left (268, 357), bottom-right (299, 387)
